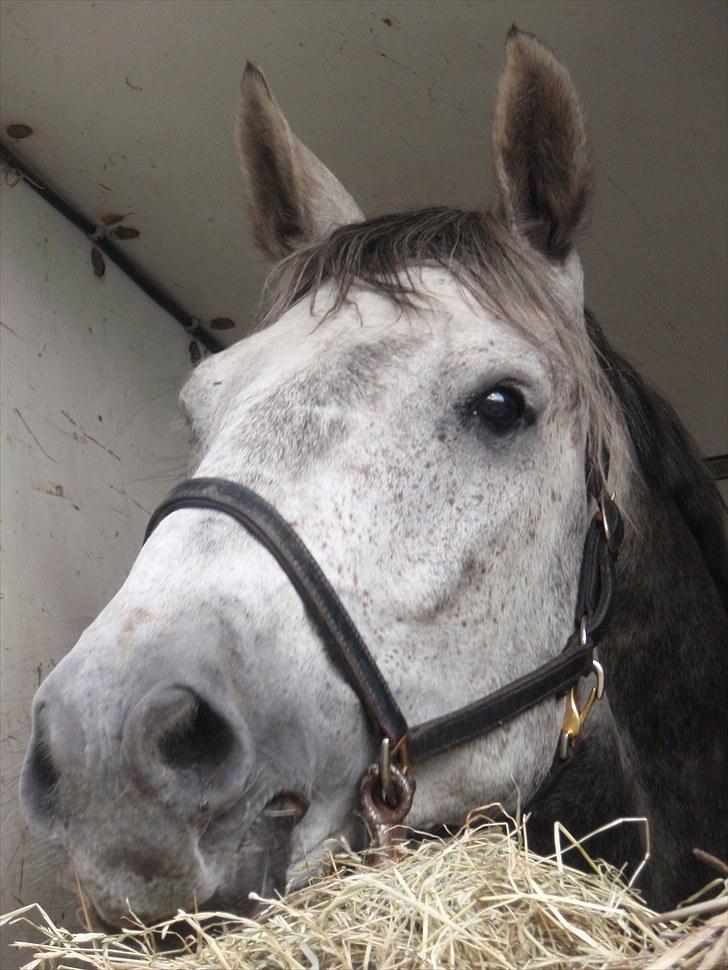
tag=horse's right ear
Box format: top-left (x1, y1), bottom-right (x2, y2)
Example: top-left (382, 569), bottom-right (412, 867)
top-left (492, 28), bottom-right (592, 261)
top-left (239, 64), bottom-right (364, 262)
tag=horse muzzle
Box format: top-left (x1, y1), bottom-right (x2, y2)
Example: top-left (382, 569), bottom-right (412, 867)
top-left (20, 669), bottom-right (304, 924)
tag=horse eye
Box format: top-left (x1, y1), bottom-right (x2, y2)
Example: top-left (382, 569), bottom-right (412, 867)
top-left (471, 386), bottom-right (526, 433)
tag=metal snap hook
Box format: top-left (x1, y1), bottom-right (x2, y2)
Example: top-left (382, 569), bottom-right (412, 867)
top-left (559, 659), bottom-right (606, 759)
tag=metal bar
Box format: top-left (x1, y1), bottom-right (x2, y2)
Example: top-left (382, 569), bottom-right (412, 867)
top-left (0, 140), bottom-right (223, 354)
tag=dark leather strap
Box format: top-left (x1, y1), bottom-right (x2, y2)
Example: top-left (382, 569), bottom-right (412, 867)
top-left (408, 512), bottom-right (619, 760)
top-left (574, 515), bottom-right (617, 643)
top-left (145, 476), bottom-right (621, 766)
top-left (408, 633), bottom-right (590, 759)
top-left (145, 478), bottom-right (408, 746)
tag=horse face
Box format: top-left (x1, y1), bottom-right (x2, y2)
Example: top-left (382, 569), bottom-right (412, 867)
top-left (21, 31), bottom-right (607, 923)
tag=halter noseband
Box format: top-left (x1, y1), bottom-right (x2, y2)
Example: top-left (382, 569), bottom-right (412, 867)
top-left (144, 475), bottom-right (622, 840)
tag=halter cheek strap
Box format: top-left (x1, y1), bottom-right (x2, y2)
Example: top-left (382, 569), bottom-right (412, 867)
top-left (145, 477), bottom-right (622, 826)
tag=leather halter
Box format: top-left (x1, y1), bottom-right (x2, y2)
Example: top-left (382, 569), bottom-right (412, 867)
top-left (145, 475), bottom-right (623, 822)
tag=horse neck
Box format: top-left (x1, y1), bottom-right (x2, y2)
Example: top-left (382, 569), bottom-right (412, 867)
top-left (528, 461), bottom-right (727, 909)
top-left (606, 475), bottom-right (727, 894)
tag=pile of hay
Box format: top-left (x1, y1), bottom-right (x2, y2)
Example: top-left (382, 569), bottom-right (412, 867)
top-left (3, 813), bottom-right (726, 969)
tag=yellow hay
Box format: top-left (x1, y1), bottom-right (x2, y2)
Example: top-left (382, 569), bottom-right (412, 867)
top-left (3, 813), bottom-right (726, 970)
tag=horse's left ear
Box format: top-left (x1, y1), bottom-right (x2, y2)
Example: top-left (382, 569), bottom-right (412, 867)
top-left (492, 28), bottom-right (592, 261)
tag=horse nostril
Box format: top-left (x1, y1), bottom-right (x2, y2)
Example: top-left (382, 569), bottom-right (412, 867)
top-left (21, 703), bottom-right (62, 834)
top-left (122, 685), bottom-right (250, 815)
top-left (158, 695), bottom-right (236, 774)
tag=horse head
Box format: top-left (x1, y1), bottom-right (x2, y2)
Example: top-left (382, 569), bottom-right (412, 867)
top-left (20, 29), bottom-right (727, 922)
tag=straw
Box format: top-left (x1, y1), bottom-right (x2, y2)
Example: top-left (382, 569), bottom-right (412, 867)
top-left (3, 811), bottom-right (725, 970)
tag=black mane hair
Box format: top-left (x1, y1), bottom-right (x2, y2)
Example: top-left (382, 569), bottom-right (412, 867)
top-left (585, 309), bottom-right (727, 611)
top-left (525, 310), bottom-right (728, 909)
top-left (259, 207), bottom-right (564, 327)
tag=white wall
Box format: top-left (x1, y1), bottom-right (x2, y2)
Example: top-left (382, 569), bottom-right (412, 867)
top-left (0, 179), bottom-right (192, 968)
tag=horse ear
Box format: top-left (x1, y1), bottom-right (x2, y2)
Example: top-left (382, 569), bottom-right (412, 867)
top-left (239, 63), bottom-right (364, 262)
top-left (492, 28), bottom-right (592, 261)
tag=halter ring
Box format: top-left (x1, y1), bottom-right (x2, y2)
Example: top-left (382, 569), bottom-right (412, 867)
top-left (598, 491), bottom-right (622, 557)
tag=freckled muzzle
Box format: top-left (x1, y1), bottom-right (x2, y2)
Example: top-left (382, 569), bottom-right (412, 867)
top-left (22, 675), bottom-right (254, 829)
top-left (20, 663), bottom-right (301, 924)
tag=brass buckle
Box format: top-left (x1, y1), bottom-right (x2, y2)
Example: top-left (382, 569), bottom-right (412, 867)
top-left (559, 656), bottom-right (605, 760)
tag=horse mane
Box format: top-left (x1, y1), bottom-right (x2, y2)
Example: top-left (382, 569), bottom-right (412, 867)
top-left (258, 207), bottom-right (627, 494)
top-left (258, 208), bottom-right (561, 327)
top-left (585, 309), bottom-right (728, 612)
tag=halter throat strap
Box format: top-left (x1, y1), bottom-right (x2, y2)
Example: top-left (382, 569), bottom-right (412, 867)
top-left (144, 477), bottom-right (622, 766)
